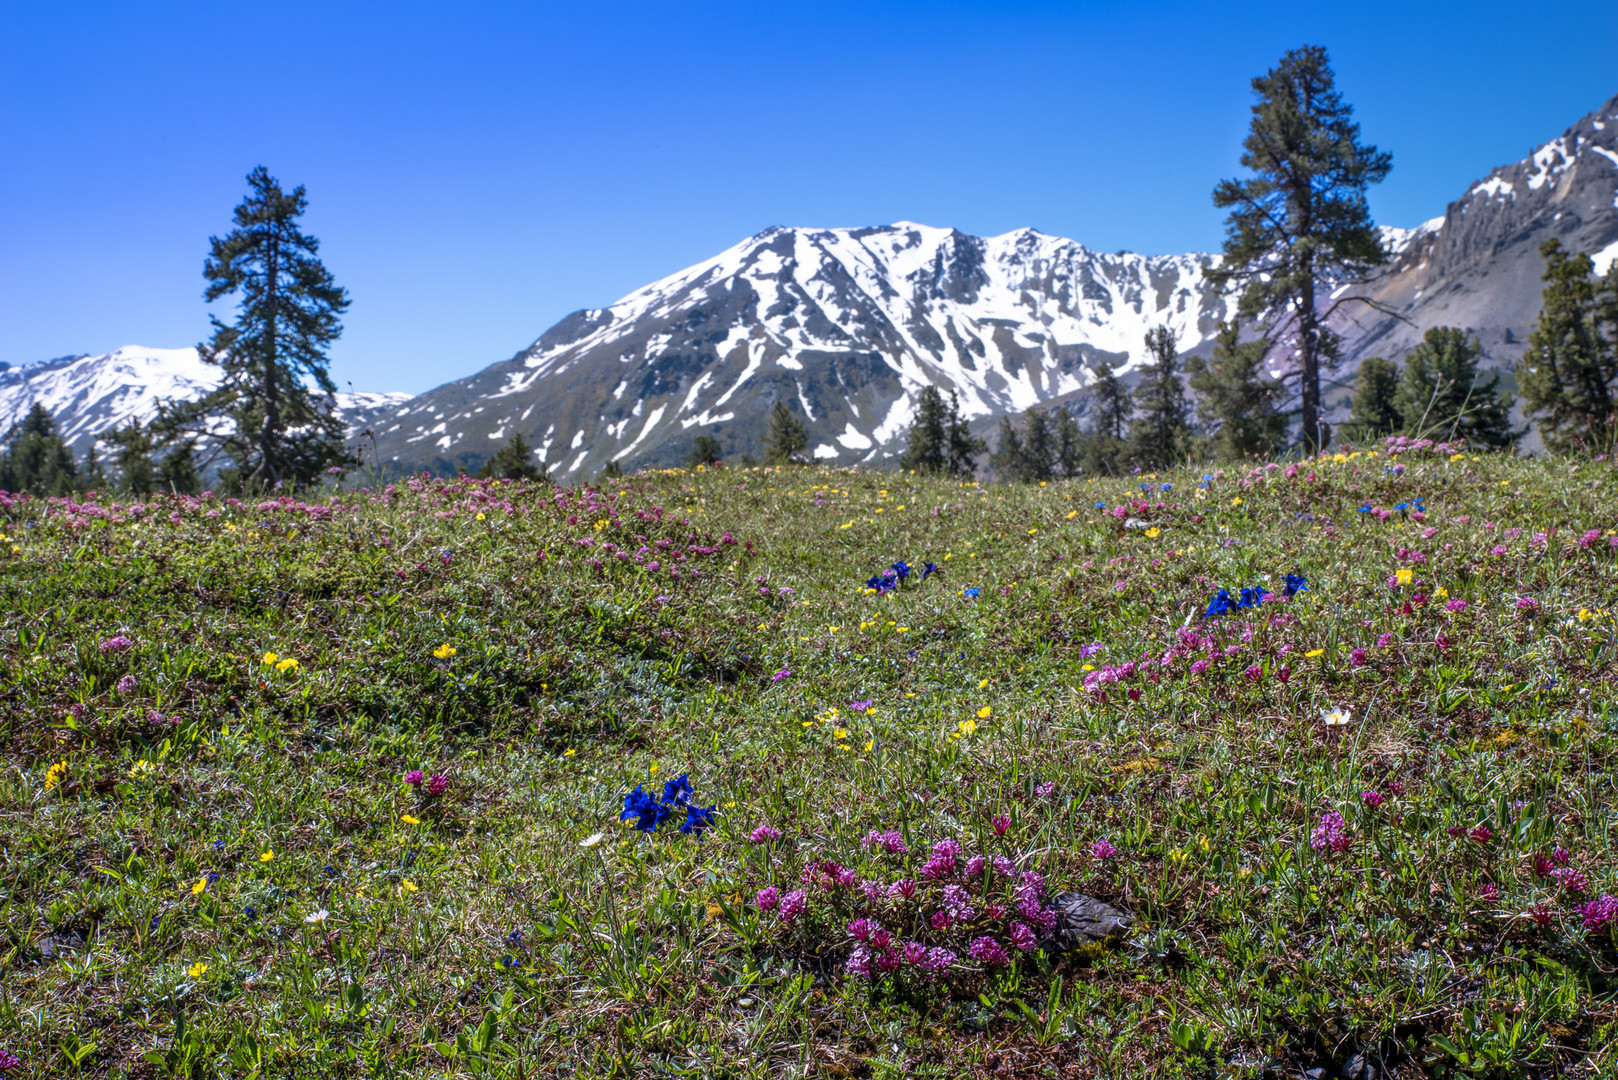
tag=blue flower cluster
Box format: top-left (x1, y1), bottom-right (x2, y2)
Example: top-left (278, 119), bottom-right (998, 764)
top-left (621, 773), bottom-right (719, 836)
top-left (864, 560), bottom-right (939, 593)
top-left (1204, 574), bottom-right (1308, 619)
top-left (1392, 498), bottom-right (1425, 514)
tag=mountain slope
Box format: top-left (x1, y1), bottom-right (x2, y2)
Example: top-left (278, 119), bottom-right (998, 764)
top-left (0, 345), bottom-right (411, 456)
top-left (368, 224), bottom-right (1233, 477)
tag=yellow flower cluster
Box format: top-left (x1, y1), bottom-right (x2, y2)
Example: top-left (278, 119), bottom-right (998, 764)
top-left (432, 643), bottom-right (456, 660)
top-left (262, 651), bottom-right (299, 672)
top-left (44, 759), bottom-right (67, 791)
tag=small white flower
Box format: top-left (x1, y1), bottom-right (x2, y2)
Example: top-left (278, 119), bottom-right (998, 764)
top-left (579, 832), bottom-right (605, 849)
top-left (1320, 707), bottom-right (1354, 727)
top-left (304, 909), bottom-right (330, 924)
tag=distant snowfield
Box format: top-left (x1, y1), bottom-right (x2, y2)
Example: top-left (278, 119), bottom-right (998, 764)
top-left (0, 345), bottom-right (410, 451)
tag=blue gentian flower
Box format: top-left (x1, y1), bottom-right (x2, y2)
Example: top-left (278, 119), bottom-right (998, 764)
top-left (1160, 483), bottom-right (1171, 491)
top-left (242, 906), bottom-right (257, 919)
top-left (1204, 589), bottom-right (1236, 619)
top-left (149, 914), bottom-right (163, 930)
top-left (206, 872), bottom-right (221, 886)
top-left (1358, 504), bottom-right (1373, 513)
top-left (891, 561), bottom-right (911, 580)
top-left (1393, 501), bottom-right (1409, 512)
top-left (1094, 502), bottom-right (1106, 509)
top-left (501, 955), bottom-right (518, 968)
top-left (679, 804), bottom-right (719, 836)
top-left (1237, 586), bottom-right (1270, 608)
top-left (620, 785), bottom-right (670, 831)
top-left (661, 773), bottom-right (693, 806)
top-left (962, 587), bottom-right (981, 600)
top-left (211, 840), bottom-right (226, 854)
top-left (919, 562), bottom-right (939, 581)
top-left (1283, 573), bottom-right (1308, 598)
top-left (506, 929), bottom-right (526, 948)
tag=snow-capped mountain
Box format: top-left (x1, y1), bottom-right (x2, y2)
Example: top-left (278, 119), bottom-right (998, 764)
top-left (0, 345), bottom-right (411, 454)
top-left (367, 225), bottom-right (1233, 476)
top-left (12, 94), bottom-right (1616, 477)
top-left (364, 94), bottom-right (1617, 476)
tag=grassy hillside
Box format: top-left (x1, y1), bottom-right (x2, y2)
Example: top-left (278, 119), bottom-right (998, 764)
top-left (2, 444), bottom-right (1616, 1078)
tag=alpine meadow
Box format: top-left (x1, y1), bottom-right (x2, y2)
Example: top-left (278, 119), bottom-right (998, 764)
top-left (4, 29), bottom-right (1618, 1080)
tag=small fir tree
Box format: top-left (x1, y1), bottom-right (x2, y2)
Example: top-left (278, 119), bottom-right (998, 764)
top-left (1516, 239), bottom-right (1618, 453)
top-left (685, 433), bottom-right (724, 469)
top-left (1348, 356), bottom-right (1402, 438)
top-left (1185, 321), bottom-right (1287, 459)
top-left (1128, 327), bottom-right (1191, 469)
top-left (79, 443), bottom-right (111, 492)
top-left (101, 419), bottom-right (157, 494)
top-left (161, 166), bottom-right (353, 489)
top-left (0, 404), bottom-right (78, 495)
top-left (1052, 408), bottom-right (1083, 476)
top-left (158, 442), bottom-right (202, 494)
top-left (1394, 327), bottom-right (1517, 449)
top-left (478, 433), bottom-right (547, 481)
top-left (944, 390), bottom-right (986, 475)
top-left (763, 400), bottom-right (809, 465)
top-left (899, 386), bottom-right (951, 472)
top-left (1208, 46), bottom-right (1393, 451)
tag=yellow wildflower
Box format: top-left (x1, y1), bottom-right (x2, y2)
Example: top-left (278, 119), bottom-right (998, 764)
top-left (43, 759), bottom-right (67, 791)
top-left (275, 657), bottom-right (299, 673)
top-left (977, 706), bottom-right (992, 719)
top-left (262, 652), bottom-right (278, 665)
top-left (401, 814), bottom-right (421, 825)
top-left (400, 879), bottom-right (418, 895)
top-left (191, 877), bottom-right (207, 895)
top-left (260, 850), bottom-right (275, 863)
top-left (1305, 649), bottom-right (1325, 658)
top-left (1395, 568), bottom-right (1413, 586)
top-left (188, 962), bottom-right (208, 978)
top-left (1145, 527), bottom-right (1161, 539)
top-left (432, 643), bottom-right (456, 660)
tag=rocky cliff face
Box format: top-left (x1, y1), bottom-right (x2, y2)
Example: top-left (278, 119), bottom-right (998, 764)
top-left (1334, 94), bottom-right (1618, 378)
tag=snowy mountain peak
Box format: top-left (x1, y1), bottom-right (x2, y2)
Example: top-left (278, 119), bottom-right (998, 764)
top-left (0, 346), bottom-right (410, 457)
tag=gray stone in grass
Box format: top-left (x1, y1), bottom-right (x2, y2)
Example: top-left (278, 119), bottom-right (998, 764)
top-left (1046, 891), bottom-right (1133, 950)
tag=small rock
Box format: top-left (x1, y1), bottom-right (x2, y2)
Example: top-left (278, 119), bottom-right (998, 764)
top-left (1047, 891), bottom-right (1133, 950)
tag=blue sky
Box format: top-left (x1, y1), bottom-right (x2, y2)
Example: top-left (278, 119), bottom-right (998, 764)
top-left (3, 0), bottom-right (1614, 394)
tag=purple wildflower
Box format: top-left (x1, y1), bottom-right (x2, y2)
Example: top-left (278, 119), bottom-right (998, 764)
top-left (116, 675), bottom-right (138, 694)
top-left (1573, 894), bottom-right (1618, 932)
top-left (427, 773), bottom-right (449, 796)
top-left (1310, 812), bottom-right (1349, 852)
top-left (887, 878), bottom-right (917, 899)
top-left (941, 884), bottom-right (977, 920)
top-left (1091, 840), bottom-right (1117, 860)
top-left (992, 814), bottom-right (1011, 835)
top-left (749, 824), bottom-right (782, 844)
top-left (1008, 922), bottom-right (1037, 951)
top-left (0, 1050), bottom-right (19, 1072)
top-left (755, 886), bottom-right (780, 911)
top-left (404, 770), bottom-right (424, 787)
top-left (771, 668), bottom-right (791, 682)
top-left (847, 917), bottom-right (880, 943)
top-left (777, 889), bottom-right (807, 924)
top-left (964, 855), bottom-right (987, 878)
top-left (98, 635), bottom-right (133, 654)
top-left (968, 936), bottom-right (1010, 967)
top-left (1361, 791), bottom-right (1385, 809)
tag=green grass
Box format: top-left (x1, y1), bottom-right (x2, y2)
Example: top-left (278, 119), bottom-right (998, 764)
top-left (2, 447), bottom-right (1616, 1078)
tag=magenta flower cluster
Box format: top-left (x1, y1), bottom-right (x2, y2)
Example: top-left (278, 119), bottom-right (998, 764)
top-left (1310, 812), bottom-right (1350, 852)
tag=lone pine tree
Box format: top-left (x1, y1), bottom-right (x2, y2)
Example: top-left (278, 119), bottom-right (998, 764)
top-left (162, 166), bottom-right (352, 488)
top-left (900, 386), bottom-right (984, 476)
top-left (1516, 239), bottom-right (1618, 454)
top-left (685, 434), bottom-right (724, 469)
top-left (479, 433), bottom-right (548, 481)
top-left (1208, 45), bottom-right (1392, 452)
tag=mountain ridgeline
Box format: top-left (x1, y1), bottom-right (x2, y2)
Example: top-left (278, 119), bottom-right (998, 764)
top-left (6, 94), bottom-right (1617, 479)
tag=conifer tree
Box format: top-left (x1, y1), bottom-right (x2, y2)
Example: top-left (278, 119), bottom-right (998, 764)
top-left (1073, 361), bottom-right (1132, 475)
top-left (1185, 321), bottom-right (1287, 458)
top-left (1052, 408), bottom-right (1083, 476)
top-left (1128, 327), bottom-right (1191, 468)
top-left (0, 404), bottom-right (77, 495)
top-left (943, 390), bottom-right (986, 476)
top-left (1516, 240), bottom-right (1618, 453)
top-left (1395, 327), bottom-right (1517, 449)
top-left (1208, 46), bottom-right (1393, 452)
top-left (899, 386), bottom-right (951, 473)
top-left (158, 442), bottom-right (202, 494)
top-left (80, 444), bottom-right (111, 492)
top-left (101, 419), bottom-right (157, 494)
top-left (478, 432), bottom-right (547, 481)
top-left (763, 400), bottom-right (809, 465)
top-left (161, 166), bottom-right (352, 489)
top-left (1348, 356), bottom-right (1402, 438)
top-left (685, 433), bottom-right (724, 469)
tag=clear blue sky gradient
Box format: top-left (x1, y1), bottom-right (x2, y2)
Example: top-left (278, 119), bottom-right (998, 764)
top-left (3, 0), bottom-right (1615, 394)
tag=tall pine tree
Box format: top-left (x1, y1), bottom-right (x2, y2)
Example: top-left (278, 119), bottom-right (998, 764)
top-left (1208, 46), bottom-right (1392, 452)
top-left (1185, 321), bottom-right (1286, 459)
top-left (1128, 327), bottom-right (1190, 469)
top-left (899, 386), bottom-right (951, 472)
top-left (479, 433), bottom-right (548, 481)
top-left (1516, 239), bottom-right (1618, 454)
top-left (1394, 327), bottom-right (1517, 449)
top-left (101, 419), bottom-right (157, 495)
top-left (161, 166), bottom-right (352, 489)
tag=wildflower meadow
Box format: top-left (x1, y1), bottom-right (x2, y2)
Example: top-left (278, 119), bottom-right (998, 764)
top-left (2, 442), bottom-right (1617, 1077)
